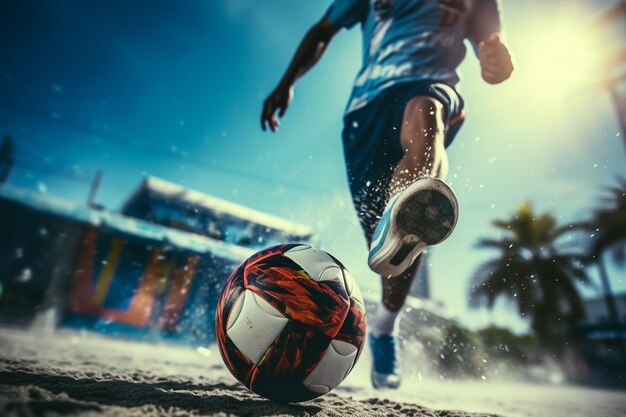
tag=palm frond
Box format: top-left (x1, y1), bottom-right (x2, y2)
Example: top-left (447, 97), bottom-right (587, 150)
top-left (471, 201), bottom-right (592, 348)
top-left (475, 238), bottom-right (512, 251)
top-left (587, 176), bottom-right (626, 267)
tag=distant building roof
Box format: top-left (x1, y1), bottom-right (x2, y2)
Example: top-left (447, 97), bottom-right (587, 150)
top-left (121, 176), bottom-right (314, 239)
top-left (0, 184), bottom-right (253, 262)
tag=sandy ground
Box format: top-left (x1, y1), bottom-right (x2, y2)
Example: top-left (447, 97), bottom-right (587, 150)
top-left (0, 327), bottom-right (624, 417)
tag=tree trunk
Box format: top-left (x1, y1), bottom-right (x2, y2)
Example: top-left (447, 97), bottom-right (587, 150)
top-left (597, 255), bottom-right (621, 330)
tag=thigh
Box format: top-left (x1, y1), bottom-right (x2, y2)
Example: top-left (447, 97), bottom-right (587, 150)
top-left (391, 82), bottom-right (465, 150)
top-left (399, 95), bottom-right (447, 154)
top-left (429, 83), bottom-right (465, 148)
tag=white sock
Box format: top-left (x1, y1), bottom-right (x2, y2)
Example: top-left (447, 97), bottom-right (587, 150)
top-left (371, 304), bottom-right (399, 337)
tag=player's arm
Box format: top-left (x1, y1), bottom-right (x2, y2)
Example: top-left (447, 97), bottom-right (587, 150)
top-left (261, 17), bottom-right (340, 132)
top-left (466, 0), bottom-right (513, 85)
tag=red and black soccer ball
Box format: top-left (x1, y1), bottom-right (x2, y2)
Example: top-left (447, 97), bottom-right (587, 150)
top-left (215, 244), bottom-right (366, 403)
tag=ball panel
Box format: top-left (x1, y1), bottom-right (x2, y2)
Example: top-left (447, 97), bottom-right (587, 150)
top-left (303, 339), bottom-right (358, 394)
top-left (317, 266), bottom-right (343, 283)
top-left (250, 378), bottom-right (319, 403)
top-left (280, 244), bottom-right (311, 254)
top-left (343, 269), bottom-right (365, 308)
top-left (242, 243), bottom-right (304, 283)
top-left (244, 255), bottom-right (349, 338)
top-left (250, 320), bottom-right (332, 402)
top-left (332, 296), bottom-right (367, 356)
top-left (333, 267), bottom-right (366, 350)
top-left (284, 245), bottom-right (345, 286)
top-left (256, 320), bottom-right (331, 380)
top-left (329, 338), bottom-right (358, 356)
top-left (226, 291), bottom-right (245, 332)
top-left (216, 262), bottom-right (250, 383)
top-left (216, 261), bottom-right (247, 336)
top-left (218, 334), bottom-right (257, 387)
top-left (226, 290), bottom-right (289, 365)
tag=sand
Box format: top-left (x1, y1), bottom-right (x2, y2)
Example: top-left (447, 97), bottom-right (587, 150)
top-left (1, 327), bottom-right (624, 417)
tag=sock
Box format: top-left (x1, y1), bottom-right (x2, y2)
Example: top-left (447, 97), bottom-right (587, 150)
top-left (371, 304), bottom-right (399, 337)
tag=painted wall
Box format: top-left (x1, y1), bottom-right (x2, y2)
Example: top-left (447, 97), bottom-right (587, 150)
top-left (0, 187), bottom-right (249, 344)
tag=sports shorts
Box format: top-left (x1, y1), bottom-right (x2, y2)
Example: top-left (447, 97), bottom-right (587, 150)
top-left (341, 80), bottom-right (465, 241)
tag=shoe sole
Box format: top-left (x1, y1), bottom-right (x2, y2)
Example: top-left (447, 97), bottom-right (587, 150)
top-left (368, 178), bottom-right (458, 277)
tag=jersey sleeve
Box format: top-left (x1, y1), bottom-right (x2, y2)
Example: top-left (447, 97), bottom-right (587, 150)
top-left (466, 0), bottom-right (502, 48)
top-left (325, 0), bottom-right (368, 30)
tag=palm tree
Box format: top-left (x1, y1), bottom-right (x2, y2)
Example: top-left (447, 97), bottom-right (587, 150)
top-left (585, 177), bottom-right (626, 330)
top-left (469, 202), bottom-right (591, 352)
top-left (588, 177), bottom-right (626, 266)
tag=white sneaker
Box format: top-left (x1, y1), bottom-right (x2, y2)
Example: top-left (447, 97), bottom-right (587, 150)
top-left (368, 177), bottom-right (458, 277)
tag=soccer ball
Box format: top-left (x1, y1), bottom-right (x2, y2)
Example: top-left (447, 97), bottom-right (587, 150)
top-left (215, 243), bottom-right (366, 403)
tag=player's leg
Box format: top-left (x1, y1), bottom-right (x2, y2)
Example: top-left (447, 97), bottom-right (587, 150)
top-left (369, 95), bottom-right (455, 389)
top-left (369, 256), bottom-right (421, 389)
top-left (367, 95), bottom-right (458, 279)
top-left (376, 95), bottom-right (449, 315)
top-left (371, 253), bottom-right (421, 337)
top-left (342, 83), bottom-right (462, 390)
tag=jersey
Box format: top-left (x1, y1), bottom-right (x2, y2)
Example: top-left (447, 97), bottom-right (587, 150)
top-left (326, 0), bottom-right (501, 114)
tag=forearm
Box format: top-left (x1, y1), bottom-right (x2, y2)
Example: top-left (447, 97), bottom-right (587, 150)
top-left (277, 18), bottom-right (338, 88)
top-left (467, 0), bottom-right (502, 57)
top-left (261, 17), bottom-right (339, 132)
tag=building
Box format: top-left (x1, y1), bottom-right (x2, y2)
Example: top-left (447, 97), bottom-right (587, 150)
top-left (121, 176), bottom-right (313, 248)
top-left (0, 178), bottom-right (313, 344)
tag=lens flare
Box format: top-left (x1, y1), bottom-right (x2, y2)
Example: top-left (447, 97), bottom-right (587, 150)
top-left (513, 11), bottom-right (607, 108)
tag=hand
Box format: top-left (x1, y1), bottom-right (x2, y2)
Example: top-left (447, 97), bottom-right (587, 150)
top-left (478, 34), bottom-right (514, 84)
top-left (261, 83), bottom-right (294, 132)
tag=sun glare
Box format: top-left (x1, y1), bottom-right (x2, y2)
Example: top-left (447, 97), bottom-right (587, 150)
top-left (514, 13), bottom-right (607, 108)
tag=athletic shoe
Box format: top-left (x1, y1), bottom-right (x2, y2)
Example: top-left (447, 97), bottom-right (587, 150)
top-left (369, 332), bottom-right (401, 389)
top-left (368, 177), bottom-right (458, 277)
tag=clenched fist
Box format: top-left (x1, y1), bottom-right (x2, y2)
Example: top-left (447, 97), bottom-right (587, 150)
top-left (478, 33), bottom-right (514, 85)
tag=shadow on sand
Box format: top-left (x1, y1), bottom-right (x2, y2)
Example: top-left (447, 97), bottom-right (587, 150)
top-left (0, 370), bottom-right (323, 416)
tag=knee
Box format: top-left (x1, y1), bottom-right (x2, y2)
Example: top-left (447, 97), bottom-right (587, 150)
top-left (401, 96), bottom-right (446, 151)
top-left (404, 96), bottom-right (445, 127)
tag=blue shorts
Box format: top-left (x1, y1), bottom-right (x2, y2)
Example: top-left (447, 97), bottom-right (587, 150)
top-left (342, 80), bottom-right (465, 241)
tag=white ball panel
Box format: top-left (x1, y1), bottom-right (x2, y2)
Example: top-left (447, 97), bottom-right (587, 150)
top-left (285, 246), bottom-right (345, 287)
top-left (226, 290), bottom-right (288, 365)
top-left (330, 338), bottom-right (358, 356)
top-left (283, 244), bottom-right (312, 253)
top-left (226, 292), bottom-right (245, 332)
top-left (343, 269), bottom-right (364, 306)
top-left (305, 384), bottom-right (330, 395)
top-left (302, 339), bottom-right (357, 394)
top-left (317, 266), bottom-right (342, 283)
top-left (252, 290), bottom-right (288, 318)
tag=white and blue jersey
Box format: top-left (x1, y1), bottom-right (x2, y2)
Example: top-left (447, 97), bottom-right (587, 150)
top-left (326, 0), bottom-right (501, 114)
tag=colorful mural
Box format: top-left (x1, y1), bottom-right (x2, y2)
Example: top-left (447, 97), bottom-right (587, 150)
top-left (0, 185), bottom-right (267, 344)
top-left (70, 226), bottom-right (200, 329)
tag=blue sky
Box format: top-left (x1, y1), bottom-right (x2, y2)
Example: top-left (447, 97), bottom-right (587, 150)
top-left (1, 0), bottom-right (624, 333)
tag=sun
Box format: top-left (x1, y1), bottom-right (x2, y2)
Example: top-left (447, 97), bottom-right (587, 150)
top-left (512, 11), bottom-right (607, 108)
